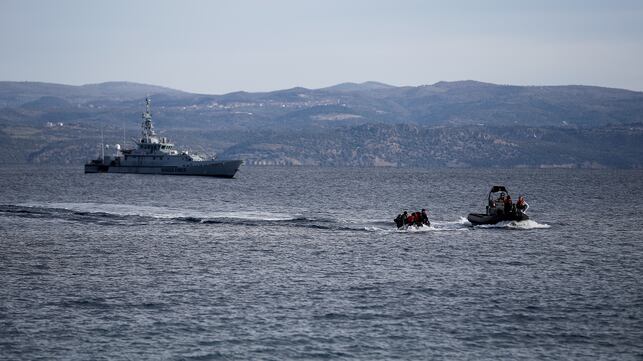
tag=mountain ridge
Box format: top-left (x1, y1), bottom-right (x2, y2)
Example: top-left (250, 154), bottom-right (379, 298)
top-left (2, 79), bottom-right (642, 100)
top-left (1, 79), bottom-right (642, 168)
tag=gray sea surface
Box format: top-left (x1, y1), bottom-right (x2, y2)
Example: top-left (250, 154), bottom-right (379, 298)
top-left (1, 165), bottom-right (642, 360)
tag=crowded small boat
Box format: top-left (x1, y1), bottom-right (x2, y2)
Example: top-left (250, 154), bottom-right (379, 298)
top-left (394, 209), bottom-right (430, 229)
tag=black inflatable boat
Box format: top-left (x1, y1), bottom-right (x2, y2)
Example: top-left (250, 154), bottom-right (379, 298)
top-left (467, 186), bottom-right (529, 225)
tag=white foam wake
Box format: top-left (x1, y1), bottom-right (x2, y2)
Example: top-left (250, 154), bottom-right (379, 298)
top-left (19, 202), bottom-right (297, 221)
top-left (368, 216), bottom-right (549, 233)
top-left (475, 219), bottom-right (550, 229)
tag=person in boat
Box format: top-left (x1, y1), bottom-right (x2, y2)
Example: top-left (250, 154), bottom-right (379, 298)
top-left (414, 212), bottom-right (423, 227)
top-left (395, 211), bottom-right (408, 228)
top-left (504, 195), bottom-right (513, 216)
top-left (406, 212), bottom-right (415, 226)
top-left (421, 209), bottom-right (430, 226)
top-left (516, 196), bottom-right (529, 213)
top-left (394, 213), bottom-right (404, 228)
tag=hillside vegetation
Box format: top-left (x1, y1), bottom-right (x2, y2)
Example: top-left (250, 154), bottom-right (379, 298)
top-left (1, 80), bottom-right (641, 168)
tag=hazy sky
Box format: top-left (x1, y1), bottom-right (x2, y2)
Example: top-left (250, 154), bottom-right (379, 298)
top-left (1, 0), bottom-right (642, 93)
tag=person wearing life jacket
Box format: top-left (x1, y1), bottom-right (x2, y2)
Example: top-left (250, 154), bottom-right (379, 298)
top-left (421, 209), bottom-right (430, 226)
top-left (516, 196), bottom-right (529, 213)
top-left (406, 212), bottom-right (415, 226)
top-left (414, 212), bottom-right (423, 227)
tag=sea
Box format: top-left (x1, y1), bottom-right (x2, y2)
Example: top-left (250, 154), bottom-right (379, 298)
top-left (1, 165), bottom-right (641, 360)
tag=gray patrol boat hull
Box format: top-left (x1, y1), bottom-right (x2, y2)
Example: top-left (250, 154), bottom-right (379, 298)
top-left (85, 160), bottom-right (243, 178)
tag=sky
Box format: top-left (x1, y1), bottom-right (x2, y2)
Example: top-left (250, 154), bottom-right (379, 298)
top-left (1, 0), bottom-right (642, 94)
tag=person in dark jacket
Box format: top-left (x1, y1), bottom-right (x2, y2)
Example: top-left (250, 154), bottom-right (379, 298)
top-left (421, 209), bottom-right (430, 226)
top-left (504, 195), bottom-right (513, 216)
top-left (394, 213), bottom-right (403, 228)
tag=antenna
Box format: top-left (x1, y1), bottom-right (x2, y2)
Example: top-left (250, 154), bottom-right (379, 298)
top-left (122, 122), bottom-right (125, 147)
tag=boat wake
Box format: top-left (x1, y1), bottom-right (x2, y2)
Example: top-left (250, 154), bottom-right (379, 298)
top-left (0, 203), bottom-right (549, 233)
top-left (26, 202), bottom-right (297, 221)
top-left (354, 216), bottom-right (549, 233)
top-left (1, 203), bottom-right (355, 232)
top-left (354, 217), bottom-right (472, 234)
top-left (473, 219), bottom-right (550, 229)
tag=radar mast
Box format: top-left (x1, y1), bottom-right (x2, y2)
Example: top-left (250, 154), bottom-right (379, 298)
top-left (141, 96), bottom-right (156, 142)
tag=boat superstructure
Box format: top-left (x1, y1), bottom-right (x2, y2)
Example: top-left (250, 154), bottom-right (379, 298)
top-left (85, 97), bottom-right (242, 178)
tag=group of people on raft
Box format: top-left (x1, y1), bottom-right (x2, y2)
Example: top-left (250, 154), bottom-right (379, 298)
top-left (394, 209), bottom-right (430, 229)
top-left (491, 193), bottom-right (529, 215)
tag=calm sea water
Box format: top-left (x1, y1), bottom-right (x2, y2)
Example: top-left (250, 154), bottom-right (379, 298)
top-left (1, 166), bottom-right (642, 360)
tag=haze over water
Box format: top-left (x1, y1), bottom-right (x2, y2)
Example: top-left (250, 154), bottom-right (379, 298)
top-left (1, 166), bottom-right (641, 359)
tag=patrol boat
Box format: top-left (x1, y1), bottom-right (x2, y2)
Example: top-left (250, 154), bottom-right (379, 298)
top-left (85, 97), bottom-right (242, 178)
top-left (467, 186), bottom-right (529, 225)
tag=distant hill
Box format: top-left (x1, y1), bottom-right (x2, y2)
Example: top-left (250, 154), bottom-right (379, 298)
top-left (321, 81), bottom-right (396, 92)
top-left (20, 96), bottom-right (72, 110)
top-left (0, 80), bottom-right (642, 168)
top-left (0, 81), bottom-right (186, 107)
top-left (1, 80), bottom-right (642, 127)
top-left (218, 123), bottom-right (643, 168)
